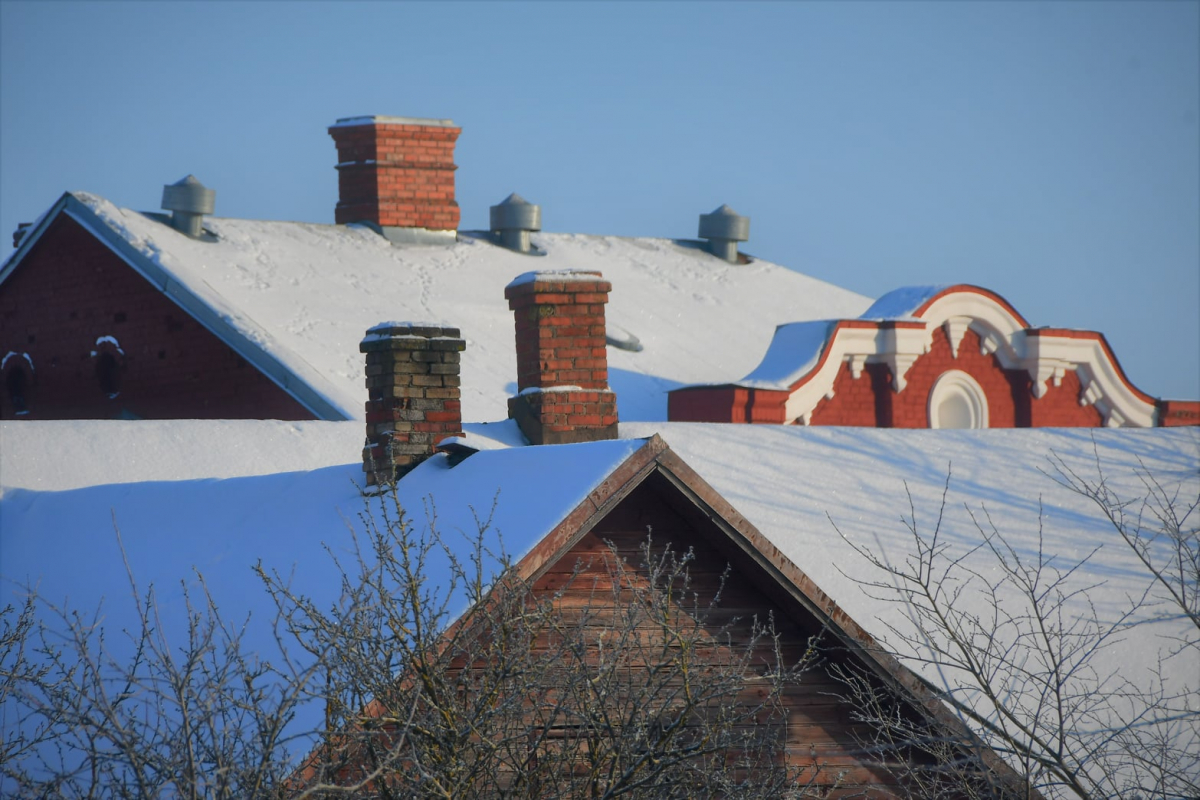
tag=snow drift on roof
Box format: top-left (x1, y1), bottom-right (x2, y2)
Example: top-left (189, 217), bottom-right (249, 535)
top-left (736, 320), bottom-right (836, 389)
top-left (860, 284), bottom-right (948, 319)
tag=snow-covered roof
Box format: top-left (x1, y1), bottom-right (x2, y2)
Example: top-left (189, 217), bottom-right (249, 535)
top-left (2, 417), bottom-right (1197, 794)
top-left (3, 419), bottom-right (1195, 695)
top-left (0, 192), bottom-right (871, 422)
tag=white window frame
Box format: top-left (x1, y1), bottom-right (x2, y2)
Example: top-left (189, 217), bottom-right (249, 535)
top-left (928, 370), bottom-right (989, 429)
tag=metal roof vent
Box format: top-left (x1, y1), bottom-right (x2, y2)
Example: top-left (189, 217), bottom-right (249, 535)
top-left (698, 204), bottom-right (749, 263)
top-left (161, 175), bottom-right (215, 238)
top-left (490, 192), bottom-right (541, 254)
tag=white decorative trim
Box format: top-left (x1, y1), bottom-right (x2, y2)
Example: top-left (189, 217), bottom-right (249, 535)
top-left (1027, 361), bottom-right (1069, 399)
top-left (979, 330), bottom-right (1002, 356)
top-left (944, 317), bottom-right (971, 359)
top-left (928, 370), bottom-right (990, 429)
top-left (1079, 374), bottom-right (1103, 407)
top-left (885, 353), bottom-right (920, 393)
top-left (847, 354), bottom-right (867, 380)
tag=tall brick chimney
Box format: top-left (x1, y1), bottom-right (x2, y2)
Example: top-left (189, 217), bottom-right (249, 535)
top-left (360, 323), bottom-right (465, 485)
top-left (505, 271), bottom-right (618, 445)
top-left (329, 116), bottom-right (461, 242)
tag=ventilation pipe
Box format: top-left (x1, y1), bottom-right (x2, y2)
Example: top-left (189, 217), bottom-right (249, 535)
top-left (161, 175), bottom-right (215, 238)
top-left (698, 204), bottom-right (749, 263)
top-left (490, 193), bottom-right (541, 254)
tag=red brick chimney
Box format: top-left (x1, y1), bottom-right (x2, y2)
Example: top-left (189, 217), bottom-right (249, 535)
top-left (360, 322), bottom-right (465, 484)
top-left (504, 271), bottom-right (618, 445)
top-left (329, 116), bottom-right (461, 233)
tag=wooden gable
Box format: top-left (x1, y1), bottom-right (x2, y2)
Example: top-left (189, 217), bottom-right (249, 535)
top-left (505, 436), bottom-right (1035, 798)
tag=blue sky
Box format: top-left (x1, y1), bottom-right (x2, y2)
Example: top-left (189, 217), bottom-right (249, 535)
top-left (2, 1), bottom-right (1196, 400)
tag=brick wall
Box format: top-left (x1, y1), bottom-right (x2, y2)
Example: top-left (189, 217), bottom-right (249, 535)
top-left (807, 363), bottom-right (892, 426)
top-left (0, 214), bottom-right (315, 420)
top-left (1024, 370), bottom-right (1103, 427)
top-left (667, 386), bottom-right (748, 423)
top-left (1159, 399), bottom-right (1200, 427)
top-left (887, 327), bottom-right (1019, 428)
top-left (329, 118), bottom-right (461, 230)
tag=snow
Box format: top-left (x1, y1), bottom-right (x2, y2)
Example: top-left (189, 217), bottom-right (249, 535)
top-left (0, 433), bottom-right (645, 716)
top-left (859, 284), bottom-right (947, 319)
top-left (518, 385), bottom-right (588, 395)
top-left (330, 115), bottom-right (456, 128)
top-left (621, 423), bottom-right (1200, 644)
top-left (506, 269), bottom-right (604, 287)
top-left (92, 334), bottom-right (124, 355)
top-left (1, 351), bottom-right (34, 372)
top-left (736, 320), bottom-right (835, 389)
top-left (0, 419), bottom-right (363, 492)
top-left (1, 418), bottom-right (1196, 778)
top-left (59, 193), bottom-right (871, 423)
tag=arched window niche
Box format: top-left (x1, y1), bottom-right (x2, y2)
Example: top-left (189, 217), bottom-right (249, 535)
top-left (91, 336), bottom-right (126, 400)
top-left (928, 370), bottom-right (989, 429)
top-left (1, 351), bottom-right (34, 417)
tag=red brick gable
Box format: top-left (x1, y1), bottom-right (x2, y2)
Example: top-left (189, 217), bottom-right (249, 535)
top-left (0, 213), bottom-right (315, 420)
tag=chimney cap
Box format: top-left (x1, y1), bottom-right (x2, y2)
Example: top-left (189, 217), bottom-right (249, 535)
top-left (161, 175), bottom-right (215, 216)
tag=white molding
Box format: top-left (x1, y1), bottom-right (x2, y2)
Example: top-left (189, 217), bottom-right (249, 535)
top-left (928, 370), bottom-right (989, 429)
top-left (944, 317), bottom-right (971, 358)
top-left (885, 353), bottom-right (920, 393)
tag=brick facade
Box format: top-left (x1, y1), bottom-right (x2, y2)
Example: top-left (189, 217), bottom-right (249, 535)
top-left (505, 271), bottom-right (618, 444)
top-left (804, 327), bottom-right (1106, 428)
top-left (670, 326), bottom-right (1138, 428)
top-left (0, 214), bottom-right (315, 420)
top-left (360, 323), bottom-right (465, 484)
top-left (328, 118), bottom-right (461, 231)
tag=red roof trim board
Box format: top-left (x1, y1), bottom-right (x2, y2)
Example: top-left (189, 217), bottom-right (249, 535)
top-left (669, 284), bottom-right (1195, 428)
